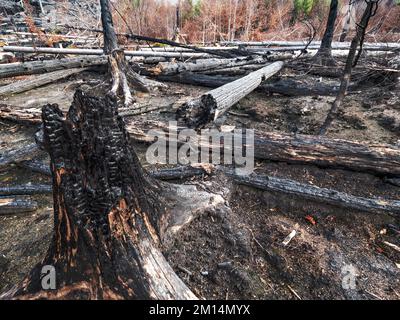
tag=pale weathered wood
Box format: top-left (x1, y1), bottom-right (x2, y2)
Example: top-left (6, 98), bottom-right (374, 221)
top-left (222, 40), bottom-right (400, 50)
top-left (0, 56), bottom-right (107, 79)
top-left (3, 46), bottom-right (213, 59)
top-left (0, 68), bottom-right (87, 96)
top-left (0, 184), bottom-right (52, 196)
top-left (151, 56), bottom-right (269, 75)
top-left (177, 61), bottom-right (284, 128)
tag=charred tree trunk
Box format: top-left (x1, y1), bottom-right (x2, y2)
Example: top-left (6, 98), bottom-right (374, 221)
top-left (231, 173), bottom-right (400, 216)
top-left (319, 0), bottom-right (379, 135)
top-left (313, 0), bottom-right (338, 66)
top-left (0, 90), bottom-right (201, 300)
top-left (100, 0), bottom-right (150, 106)
top-left (177, 62), bottom-right (283, 129)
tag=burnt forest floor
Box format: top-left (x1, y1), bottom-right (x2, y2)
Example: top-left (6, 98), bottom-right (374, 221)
top-left (0, 66), bottom-right (399, 300)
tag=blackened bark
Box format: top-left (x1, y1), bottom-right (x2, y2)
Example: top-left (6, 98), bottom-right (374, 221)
top-left (0, 90), bottom-right (195, 300)
top-left (314, 0), bottom-right (338, 66)
top-left (100, 0), bottom-right (118, 54)
top-left (99, 0), bottom-right (149, 105)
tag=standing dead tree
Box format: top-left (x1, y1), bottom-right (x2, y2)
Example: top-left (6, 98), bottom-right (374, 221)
top-left (100, 0), bottom-right (152, 106)
top-left (313, 0), bottom-right (339, 66)
top-left (319, 0), bottom-right (380, 135)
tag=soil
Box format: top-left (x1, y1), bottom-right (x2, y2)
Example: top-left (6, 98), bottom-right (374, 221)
top-left (0, 65), bottom-right (399, 300)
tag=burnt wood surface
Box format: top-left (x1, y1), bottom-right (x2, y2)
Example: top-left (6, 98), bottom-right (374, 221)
top-left (0, 90), bottom-right (196, 300)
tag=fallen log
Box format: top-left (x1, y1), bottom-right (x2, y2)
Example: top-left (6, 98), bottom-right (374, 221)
top-left (223, 40), bottom-right (400, 50)
top-left (0, 184), bottom-right (52, 196)
top-left (3, 46), bottom-right (213, 59)
top-left (202, 64), bottom-right (267, 76)
top-left (0, 68), bottom-right (87, 96)
top-left (19, 159), bottom-right (51, 176)
top-left (252, 132), bottom-right (400, 177)
top-left (61, 25), bottom-right (247, 58)
top-left (156, 72), bottom-right (359, 96)
top-left (0, 56), bottom-right (107, 79)
top-left (0, 197), bottom-right (38, 215)
top-left (16, 165), bottom-right (209, 181)
top-left (155, 72), bottom-right (236, 88)
top-left (124, 121), bottom-right (400, 177)
top-left (3, 116), bottom-right (399, 178)
top-left (151, 56), bottom-right (269, 75)
top-left (176, 61), bottom-right (284, 129)
top-left (262, 79), bottom-right (360, 96)
top-left (150, 166), bottom-right (210, 181)
top-left (0, 143), bottom-right (43, 172)
top-left (231, 173), bottom-right (400, 216)
top-left (0, 106), bottom-right (42, 125)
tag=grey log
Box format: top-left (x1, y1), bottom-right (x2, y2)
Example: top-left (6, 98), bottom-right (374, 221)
top-left (176, 61), bottom-right (284, 129)
top-left (0, 68), bottom-right (87, 96)
top-left (0, 56), bottom-right (107, 79)
top-left (0, 197), bottom-right (38, 215)
top-left (0, 184), bottom-right (52, 196)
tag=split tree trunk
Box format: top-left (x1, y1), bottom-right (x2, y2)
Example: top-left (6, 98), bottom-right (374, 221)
top-left (177, 61), bottom-right (284, 129)
top-left (0, 90), bottom-right (198, 300)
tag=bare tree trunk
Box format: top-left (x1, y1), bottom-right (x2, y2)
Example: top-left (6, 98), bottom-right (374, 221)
top-left (339, 0), bottom-right (357, 42)
top-left (314, 0), bottom-right (339, 66)
top-left (319, 0), bottom-right (379, 135)
top-left (231, 0), bottom-right (238, 41)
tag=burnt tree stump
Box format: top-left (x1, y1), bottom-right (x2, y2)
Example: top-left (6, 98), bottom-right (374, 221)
top-left (0, 90), bottom-right (226, 299)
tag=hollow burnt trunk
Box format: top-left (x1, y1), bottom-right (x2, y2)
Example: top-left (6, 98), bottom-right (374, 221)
top-left (0, 90), bottom-right (195, 300)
